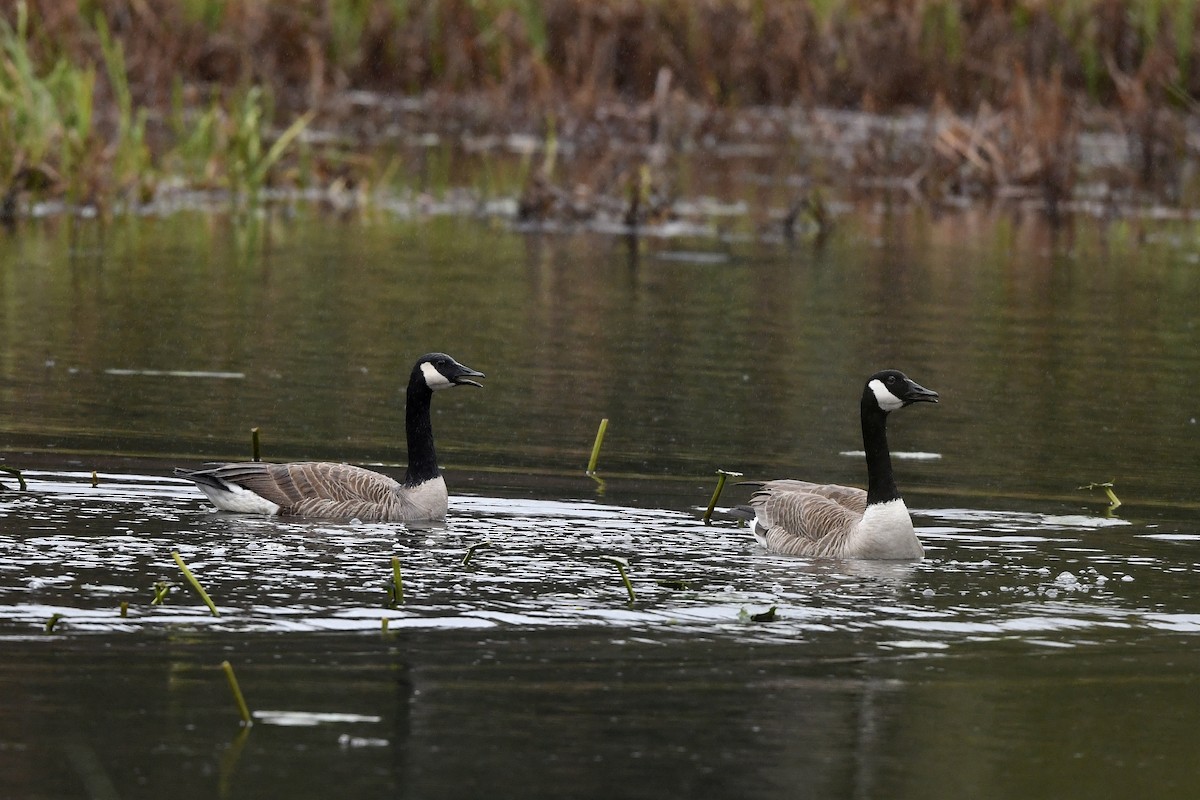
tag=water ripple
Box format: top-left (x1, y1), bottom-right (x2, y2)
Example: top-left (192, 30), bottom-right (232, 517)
top-left (0, 470), bottom-right (1195, 647)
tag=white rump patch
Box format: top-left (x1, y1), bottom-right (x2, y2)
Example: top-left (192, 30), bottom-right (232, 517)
top-left (198, 482), bottom-right (281, 515)
top-left (868, 379), bottom-right (904, 412)
top-left (420, 362), bottom-right (454, 391)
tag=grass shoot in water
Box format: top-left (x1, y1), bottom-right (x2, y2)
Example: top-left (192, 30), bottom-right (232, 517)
top-left (221, 660), bottom-right (253, 727)
top-left (599, 556), bottom-right (636, 606)
top-left (703, 469), bottom-right (742, 525)
top-left (172, 551), bottom-right (220, 616)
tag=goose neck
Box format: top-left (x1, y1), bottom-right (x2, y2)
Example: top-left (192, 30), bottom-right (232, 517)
top-left (860, 396), bottom-right (900, 505)
top-left (404, 381), bottom-right (439, 486)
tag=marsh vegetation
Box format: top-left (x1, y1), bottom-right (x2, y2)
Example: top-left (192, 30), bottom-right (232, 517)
top-left (4, 0), bottom-right (1200, 229)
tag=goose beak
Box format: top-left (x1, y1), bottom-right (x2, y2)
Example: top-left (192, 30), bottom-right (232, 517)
top-left (903, 380), bottom-right (939, 404)
top-left (452, 365), bottom-right (486, 388)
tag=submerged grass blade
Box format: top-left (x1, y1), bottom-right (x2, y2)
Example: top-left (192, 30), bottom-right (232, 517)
top-left (172, 551), bottom-right (220, 616)
top-left (44, 613), bottom-right (64, 633)
top-left (251, 427), bottom-right (261, 461)
top-left (220, 660), bottom-right (253, 727)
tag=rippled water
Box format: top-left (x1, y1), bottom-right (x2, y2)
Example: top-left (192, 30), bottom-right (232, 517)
top-left (3, 210), bottom-right (1200, 797)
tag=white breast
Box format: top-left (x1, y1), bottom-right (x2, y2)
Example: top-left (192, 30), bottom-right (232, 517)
top-left (845, 499), bottom-right (924, 559)
top-left (402, 475), bottom-right (449, 520)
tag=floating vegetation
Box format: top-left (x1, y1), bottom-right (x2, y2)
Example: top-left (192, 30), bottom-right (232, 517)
top-left (44, 613), bottom-right (64, 633)
top-left (739, 606), bottom-right (778, 623)
top-left (221, 660), bottom-right (254, 727)
top-left (462, 541), bottom-right (494, 567)
top-left (599, 555), bottom-right (636, 606)
top-left (751, 606), bottom-right (778, 623)
top-left (656, 579), bottom-right (694, 591)
top-left (1079, 481), bottom-right (1123, 512)
top-left (172, 551), bottom-right (220, 617)
top-left (703, 469), bottom-right (742, 525)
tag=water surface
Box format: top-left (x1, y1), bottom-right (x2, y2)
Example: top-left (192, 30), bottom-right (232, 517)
top-left (2, 209), bottom-right (1200, 797)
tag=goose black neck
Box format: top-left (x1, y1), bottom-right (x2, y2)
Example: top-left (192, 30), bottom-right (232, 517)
top-left (404, 379), bottom-right (440, 486)
top-left (860, 393), bottom-right (901, 505)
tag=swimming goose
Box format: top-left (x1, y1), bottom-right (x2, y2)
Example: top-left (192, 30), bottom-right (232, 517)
top-left (745, 369), bottom-right (938, 559)
top-left (175, 352), bottom-right (484, 522)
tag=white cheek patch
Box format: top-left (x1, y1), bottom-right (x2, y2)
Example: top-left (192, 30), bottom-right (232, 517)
top-left (868, 379), bottom-right (905, 412)
top-left (421, 362), bottom-right (454, 391)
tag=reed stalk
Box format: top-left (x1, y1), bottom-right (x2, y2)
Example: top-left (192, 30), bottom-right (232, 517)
top-left (586, 418), bottom-right (609, 475)
top-left (703, 469), bottom-right (742, 525)
top-left (388, 556), bottom-right (404, 607)
top-left (600, 555), bottom-right (635, 605)
top-left (172, 550), bottom-right (220, 616)
top-left (220, 660), bottom-right (253, 726)
top-left (1078, 481), bottom-right (1122, 511)
top-left (0, 467), bottom-right (26, 491)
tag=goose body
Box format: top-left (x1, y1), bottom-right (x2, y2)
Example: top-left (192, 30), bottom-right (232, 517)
top-left (175, 353), bottom-right (483, 522)
top-left (747, 369), bottom-right (938, 560)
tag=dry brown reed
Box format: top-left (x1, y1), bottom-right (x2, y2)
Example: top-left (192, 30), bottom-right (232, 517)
top-left (3, 0), bottom-right (1198, 219)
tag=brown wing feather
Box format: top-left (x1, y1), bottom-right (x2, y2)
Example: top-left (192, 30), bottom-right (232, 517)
top-left (750, 480), bottom-right (866, 557)
top-left (203, 462), bottom-right (423, 521)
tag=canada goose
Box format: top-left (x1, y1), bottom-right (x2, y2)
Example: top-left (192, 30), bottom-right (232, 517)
top-left (744, 369), bottom-right (938, 559)
top-left (175, 352), bottom-right (484, 522)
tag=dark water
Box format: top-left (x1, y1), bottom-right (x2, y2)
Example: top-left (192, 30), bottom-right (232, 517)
top-left (2, 210), bottom-right (1200, 798)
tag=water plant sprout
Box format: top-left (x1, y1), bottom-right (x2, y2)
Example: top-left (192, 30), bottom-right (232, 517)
top-left (586, 418), bottom-right (609, 475)
top-left (251, 427), bottom-right (261, 461)
top-left (703, 469), bottom-right (742, 525)
top-left (599, 555), bottom-right (636, 605)
top-left (172, 551), bottom-right (220, 617)
top-left (150, 581), bottom-right (174, 605)
top-left (387, 556), bottom-right (404, 607)
top-left (221, 661), bottom-right (253, 727)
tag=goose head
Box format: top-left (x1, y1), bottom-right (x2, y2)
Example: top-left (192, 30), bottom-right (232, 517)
top-left (865, 369), bottom-right (938, 413)
top-left (415, 353), bottom-right (486, 391)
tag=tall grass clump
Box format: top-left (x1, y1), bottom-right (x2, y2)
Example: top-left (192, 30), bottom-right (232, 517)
top-left (0, 1), bottom-right (95, 210)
